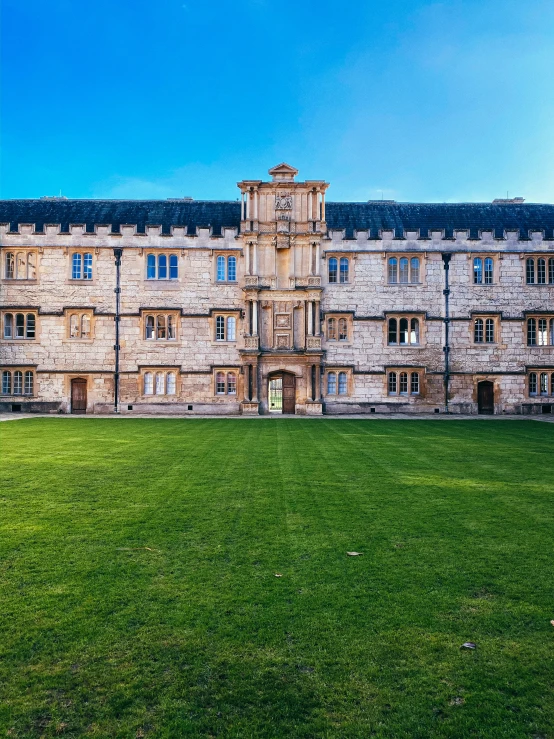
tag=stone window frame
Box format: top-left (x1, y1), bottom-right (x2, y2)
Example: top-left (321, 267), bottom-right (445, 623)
top-left (324, 313), bottom-right (353, 345)
top-left (144, 251), bottom-right (180, 281)
top-left (385, 313), bottom-right (425, 347)
top-left (524, 255), bottom-right (554, 285)
top-left (141, 310), bottom-right (181, 342)
top-left (471, 314), bottom-right (500, 345)
top-left (385, 253), bottom-right (425, 286)
top-left (140, 368), bottom-right (180, 397)
top-left (527, 369), bottom-right (554, 397)
top-left (68, 249), bottom-right (96, 282)
top-left (3, 249), bottom-right (38, 282)
top-left (2, 310), bottom-right (38, 341)
top-left (1, 367), bottom-right (36, 397)
top-left (470, 254), bottom-right (497, 285)
top-left (210, 311), bottom-right (240, 345)
top-left (386, 368), bottom-right (425, 397)
top-left (213, 369), bottom-right (239, 397)
top-left (324, 368), bottom-right (352, 397)
top-left (327, 254), bottom-right (351, 284)
top-left (525, 315), bottom-right (554, 347)
top-left (65, 309), bottom-right (95, 341)
top-left (214, 252), bottom-right (239, 284)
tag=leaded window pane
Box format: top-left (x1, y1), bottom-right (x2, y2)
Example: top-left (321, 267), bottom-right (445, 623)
top-left (158, 255), bottom-right (167, 280)
top-left (227, 256), bottom-right (237, 282)
top-left (24, 371), bottom-right (33, 395)
top-left (13, 371), bottom-right (23, 395)
top-left (328, 318), bottom-right (337, 340)
top-left (473, 258), bottom-right (483, 284)
top-left (550, 319), bottom-right (554, 346)
top-left (167, 315), bottom-right (176, 340)
top-left (538, 318), bottom-right (547, 346)
top-left (26, 314), bottom-right (35, 339)
top-left (144, 372), bottom-right (154, 395)
top-left (328, 257), bottom-right (338, 283)
top-left (167, 373), bottom-right (176, 395)
top-left (399, 318), bottom-right (409, 344)
top-left (485, 318), bottom-right (494, 343)
top-left (537, 258), bottom-right (546, 284)
top-left (338, 318), bottom-right (347, 341)
top-left (411, 372), bottom-right (419, 394)
top-left (388, 372), bottom-right (397, 394)
top-left (216, 316), bottom-right (225, 341)
top-left (227, 316), bottom-right (236, 341)
top-left (83, 253), bottom-right (92, 279)
top-left (549, 258), bottom-right (554, 284)
top-left (227, 373), bottom-right (237, 394)
top-left (399, 372), bottom-right (408, 394)
top-left (27, 252), bottom-right (36, 279)
top-left (15, 313), bottom-right (25, 339)
top-left (388, 318), bottom-right (397, 344)
top-left (399, 258), bottom-right (409, 284)
top-left (147, 254), bottom-right (156, 279)
top-left (474, 318), bottom-right (483, 343)
top-left (551, 373), bottom-right (554, 395)
top-left (72, 253), bottom-right (82, 279)
top-left (156, 315), bottom-right (166, 340)
top-left (526, 258), bottom-right (535, 284)
top-left (70, 314), bottom-right (80, 338)
top-left (528, 372), bottom-right (537, 395)
top-left (16, 253), bottom-right (26, 279)
top-left (340, 258), bottom-right (349, 283)
top-left (169, 254), bottom-right (178, 280)
top-left (216, 372), bottom-right (226, 394)
top-left (338, 372), bottom-right (347, 395)
top-left (388, 257), bottom-right (397, 284)
top-left (5, 252), bottom-right (14, 279)
top-left (410, 318), bottom-right (419, 344)
top-left (217, 256), bottom-right (226, 281)
top-left (484, 258), bottom-right (493, 284)
top-left (81, 314), bottom-right (91, 339)
top-left (410, 257), bottom-right (420, 283)
top-left (2, 371), bottom-right (11, 394)
top-left (327, 372), bottom-right (336, 395)
top-left (4, 313), bottom-right (13, 339)
top-left (155, 372), bottom-right (165, 395)
top-left (527, 318), bottom-right (536, 345)
top-left (540, 373), bottom-right (548, 395)
top-left (146, 315), bottom-right (155, 339)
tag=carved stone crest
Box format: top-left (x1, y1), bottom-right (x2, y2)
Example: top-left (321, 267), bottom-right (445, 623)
top-left (275, 194), bottom-right (292, 210)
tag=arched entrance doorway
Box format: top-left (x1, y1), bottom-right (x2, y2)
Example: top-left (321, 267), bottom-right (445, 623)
top-left (477, 380), bottom-right (494, 414)
top-left (268, 372), bottom-right (296, 414)
top-left (71, 378), bottom-right (87, 414)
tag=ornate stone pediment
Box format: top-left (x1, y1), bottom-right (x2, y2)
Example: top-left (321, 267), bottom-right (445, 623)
top-left (268, 162), bottom-right (298, 182)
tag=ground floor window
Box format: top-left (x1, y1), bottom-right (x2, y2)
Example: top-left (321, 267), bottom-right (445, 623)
top-left (1, 369), bottom-right (34, 396)
top-left (326, 371), bottom-right (348, 396)
top-left (143, 371), bottom-right (177, 396)
top-left (528, 371), bottom-right (554, 397)
top-left (215, 371), bottom-right (237, 395)
top-left (388, 370), bottom-right (421, 396)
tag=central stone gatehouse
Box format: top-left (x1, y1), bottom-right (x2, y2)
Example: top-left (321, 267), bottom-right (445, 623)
top-left (1, 163), bottom-right (554, 415)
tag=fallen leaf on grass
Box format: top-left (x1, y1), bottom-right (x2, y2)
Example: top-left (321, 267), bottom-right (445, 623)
top-left (274, 573), bottom-right (283, 577)
top-left (550, 620), bottom-right (554, 627)
top-left (346, 552), bottom-right (362, 556)
top-left (461, 642), bottom-right (476, 650)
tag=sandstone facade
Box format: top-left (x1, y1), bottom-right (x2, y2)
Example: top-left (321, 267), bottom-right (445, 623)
top-left (1, 163), bottom-right (553, 415)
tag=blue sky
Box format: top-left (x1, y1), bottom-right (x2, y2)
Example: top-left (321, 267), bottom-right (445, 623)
top-left (2, 0), bottom-right (553, 203)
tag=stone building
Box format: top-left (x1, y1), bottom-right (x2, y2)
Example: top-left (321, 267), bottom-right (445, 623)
top-left (1, 163), bottom-right (553, 415)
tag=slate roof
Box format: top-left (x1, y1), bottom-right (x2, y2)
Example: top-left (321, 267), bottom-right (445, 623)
top-left (1, 198), bottom-right (553, 240)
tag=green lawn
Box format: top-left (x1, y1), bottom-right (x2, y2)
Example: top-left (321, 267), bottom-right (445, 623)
top-left (1, 418), bottom-right (553, 738)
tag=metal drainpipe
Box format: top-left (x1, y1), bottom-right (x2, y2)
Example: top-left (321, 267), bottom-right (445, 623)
top-left (113, 248), bottom-right (123, 413)
top-left (441, 253), bottom-right (452, 413)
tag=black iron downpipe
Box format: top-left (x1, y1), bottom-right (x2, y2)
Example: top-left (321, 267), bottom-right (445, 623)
top-left (113, 248), bottom-right (123, 413)
top-left (442, 253), bottom-right (452, 413)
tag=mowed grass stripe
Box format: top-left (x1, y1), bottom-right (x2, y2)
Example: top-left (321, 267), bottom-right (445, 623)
top-left (0, 418), bottom-right (553, 738)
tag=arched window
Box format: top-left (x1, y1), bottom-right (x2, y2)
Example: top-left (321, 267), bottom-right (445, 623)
top-left (216, 372), bottom-right (226, 394)
top-left (327, 318), bottom-right (337, 340)
top-left (485, 318), bottom-right (495, 343)
top-left (4, 313), bottom-right (13, 339)
top-left (328, 257), bottom-right (338, 283)
top-left (538, 318), bottom-right (548, 346)
top-left (473, 258), bottom-right (483, 284)
top-left (327, 372), bottom-right (337, 395)
top-left (216, 315), bottom-right (225, 341)
top-left (155, 372), bottom-right (165, 395)
top-left (474, 318), bottom-right (484, 343)
top-left (144, 372), bottom-right (154, 395)
top-left (526, 258), bottom-right (535, 284)
top-left (399, 258), bottom-right (409, 284)
top-left (72, 253), bottom-right (82, 279)
top-left (15, 313), bottom-right (25, 339)
top-left (388, 258), bottom-right (398, 284)
top-left (158, 254), bottom-right (167, 280)
top-left (537, 258), bottom-right (546, 285)
top-left (549, 258), bottom-right (554, 284)
top-left (540, 373), bottom-right (548, 395)
top-left (528, 372), bottom-right (537, 395)
top-left (25, 314), bottom-right (35, 339)
top-left (527, 318), bottom-right (536, 346)
top-left (484, 258), bottom-right (493, 284)
top-left (146, 254), bottom-right (156, 279)
top-left (399, 372), bottom-right (408, 394)
top-left (81, 314), bottom-right (91, 338)
top-left (388, 372), bottom-right (397, 394)
top-left (27, 252), bottom-right (36, 279)
top-left (167, 315), bottom-right (176, 340)
top-left (410, 257), bottom-right (420, 283)
top-left (338, 372), bottom-right (347, 395)
top-left (83, 253), bottom-right (93, 280)
top-left (227, 316), bottom-right (236, 341)
top-left (338, 318), bottom-right (348, 341)
top-left (340, 258), bottom-right (349, 283)
top-left (5, 252), bottom-right (14, 279)
top-left (166, 372), bottom-right (176, 395)
top-left (16, 252), bottom-right (26, 279)
top-left (388, 318), bottom-right (398, 344)
top-left (2, 371), bottom-right (12, 394)
top-left (13, 371), bottom-right (23, 395)
top-left (550, 318), bottom-right (554, 346)
top-left (227, 256), bottom-right (237, 282)
top-left (70, 314), bottom-right (80, 338)
top-left (411, 372), bottom-right (420, 394)
top-left (410, 318), bottom-right (419, 345)
top-left (24, 371), bottom-right (33, 395)
top-left (227, 373), bottom-right (237, 394)
top-left (217, 255), bottom-right (226, 282)
top-left (146, 315), bottom-right (155, 339)
top-left (169, 254), bottom-right (178, 280)
top-left (399, 318), bottom-right (409, 345)
top-left (156, 315), bottom-right (167, 340)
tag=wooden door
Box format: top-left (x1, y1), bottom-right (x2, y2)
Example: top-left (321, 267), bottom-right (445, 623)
top-left (282, 373), bottom-right (296, 414)
top-left (71, 378), bottom-right (87, 414)
top-left (477, 381), bottom-right (494, 414)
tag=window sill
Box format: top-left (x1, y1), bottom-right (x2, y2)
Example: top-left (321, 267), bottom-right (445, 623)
top-left (1, 279), bottom-right (38, 284)
top-left (2, 339), bottom-right (36, 343)
top-left (215, 281), bottom-right (238, 285)
top-left (0, 394), bottom-right (34, 398)
top-left (386, 282), bottom-right (422, 287)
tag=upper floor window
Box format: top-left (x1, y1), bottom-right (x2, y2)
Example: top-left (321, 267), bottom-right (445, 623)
top-left (474, 317), bottom-right (496, 343)
top-left (215, 371), bottom-right (237, 395)
top-left (3, 312), bottom-right (36, 340)
top-left (146, 253), bottom-right (178, 280)
top-left (71, 252), bottom-right (93, 280)
top-left (328, 257), bottom-right (349, 283)
top-left (327, 317), bottom-right (349, 341)
top-left (473, 257), bottom-right (494, 284)
top-left (528, 371), bottom-right (554, 397)
top-left (388, 370), bottom-right (421, 396)
top-left (388, 256), bottom-right (420, 284)
top-left (326, 371), bottom-right (348, 396)
top-left (145, 313), bottom-right (177, 341)
top-left (527, 317), bottom-right (554, 346)
top-left (215, 315), bottom-right (236, 342)
top-left (526, 257), bottom-right (554, 285)
top-left (388, 317), bottom-right (420, 345)
top-left (216, 255), bottom-right (237, 282)
top-left (69, 312), bottom-right (91, 339)
top-left (1, 369), bottom-right (34, 396)
top-left (4, 251), bottom-right (36, 280)
top-left (143, 370), bottom-right (177, 396)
